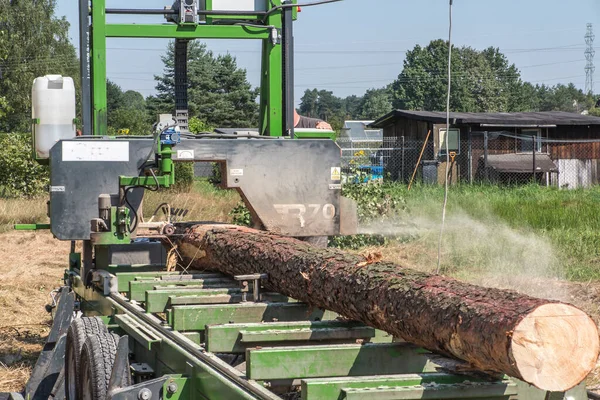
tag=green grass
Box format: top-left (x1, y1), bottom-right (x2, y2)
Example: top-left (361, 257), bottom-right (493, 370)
top-left (383, 184), bottom-right (600, 281)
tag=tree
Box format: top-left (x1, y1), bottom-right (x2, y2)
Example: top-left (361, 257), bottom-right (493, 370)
top-left (299, 89), bottom-right (319, 117)
top-left (105, 80), bottom-right (151, 135)
top-left (342, 94), bottom-right (362, 119)
top-left (538, 83), bottom-right (594, 112)
top-left (358, 88), bottom-right (393, 119)
top-left (107, 108), bottom-right (152, 136)
top-left (390, 40), bottom-right (529, 113)
top-left (122, 90), bottom-right (146, 110)
top-left (107, 80), bottom-right (125, 116)
top-left (0, 0), bottom-right (79, 131)
top-left (151, 41), bottom-right (258, 128)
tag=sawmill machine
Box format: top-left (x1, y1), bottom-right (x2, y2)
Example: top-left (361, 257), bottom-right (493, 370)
top-left (4, 0), bottom-right (589, 399)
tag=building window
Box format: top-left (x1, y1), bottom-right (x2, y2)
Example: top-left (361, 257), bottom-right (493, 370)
top-left (520, 129), bottom-right (542, 153)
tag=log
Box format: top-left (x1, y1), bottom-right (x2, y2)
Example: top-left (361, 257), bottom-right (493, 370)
top-left (171, 224), bottom-right (600, 392)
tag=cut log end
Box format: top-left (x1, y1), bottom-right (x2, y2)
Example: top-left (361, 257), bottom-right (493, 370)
top-left (511, 303), bottom-right (600, 392)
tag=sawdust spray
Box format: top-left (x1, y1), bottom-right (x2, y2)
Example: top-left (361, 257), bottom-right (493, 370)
top-left (360, 207), bottom-right (569, 301)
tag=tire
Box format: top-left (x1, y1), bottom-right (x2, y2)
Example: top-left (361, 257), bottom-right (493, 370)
top-left (302, 236), bottom-right (329, 248)
top-left (65, 317), bottom-right (108, 400)
top-left (79, 332), bottom-right (120, 400)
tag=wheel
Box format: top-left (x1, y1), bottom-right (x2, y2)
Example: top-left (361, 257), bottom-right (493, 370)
top-left (79, 332), bottom-right (120, 400)
top-left (302, 236), bottom-right (329, 248)
top-left (65, 317), bottom-right (108, 400)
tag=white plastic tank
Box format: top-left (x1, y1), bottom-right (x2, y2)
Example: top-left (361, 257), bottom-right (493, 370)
top-left (32, 75), bottom-right (76, 159)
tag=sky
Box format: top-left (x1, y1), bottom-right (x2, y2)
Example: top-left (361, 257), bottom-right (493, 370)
top-left (55, 0), bottom-right (600, 106)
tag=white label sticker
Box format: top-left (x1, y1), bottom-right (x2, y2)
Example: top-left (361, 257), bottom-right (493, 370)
top-left (50, 186), bottom-right (65, 192)
top-left (230, 169), bottom-right (244, 176)
top-left (331, 167), bottom-right (341, 181)
top-left (176, 149), bottom-right (195, 160)
top-left (62, 141), bottom-right (129, 162)
top-left (329, 184), bottom-right (342, 190)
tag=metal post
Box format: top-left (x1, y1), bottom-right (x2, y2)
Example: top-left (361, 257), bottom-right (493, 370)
top-left (468, 127), bottom-right (473, 183)
top-left (265, 6), bottom-right (283, 136)
top-left (90, 0), bottom-right (107, 136)
top-left (79, 0), bottom-right (92, 135)
top-left (483, 131), bottom-right (489, 182)
top-left (282, 0), bottom-right (295, 137)
top-left (401, 136), bottom-right (405, 182)
top-left (174, 39), bottom-right (189, 132)
top-left (82, 240), bottom-right (93, 283)
top-left (532, 134), bottom-right (537, 184)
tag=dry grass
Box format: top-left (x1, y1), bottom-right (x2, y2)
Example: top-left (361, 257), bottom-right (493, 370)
top-left (143, 183), bottom-right (240, 223)
top-left (0, 232), bottom-right (69, 391)
top-left (0, 198), bottom-right (48, 233)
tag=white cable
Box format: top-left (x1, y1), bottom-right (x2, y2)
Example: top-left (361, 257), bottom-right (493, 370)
top-left (436, 0), bottom-right (453, 275)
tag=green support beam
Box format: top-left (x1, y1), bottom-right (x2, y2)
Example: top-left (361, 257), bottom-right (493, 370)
top-left (115, 271), bottom-right (187, 292)
top-left (205, 321), bottom-right (392, 353)
top-left (265, 9), bottom-right (283, 136)
top-left (14, 223), bottom-right (51, 231)
top-left (90, 0), bottom-right (107, 135)
top-left (115, 314), bottom-right (162, 351)
top-left (168, 303), bottom-right (337, 331)
top-left (146, 288), bottom-right (243, 313)
top-left (246, 343), bottom-right (439, 381)
top-left (301, 374), bottom-right (517, 400)
top-left (342, 380), bottom-right (517, 400)
top-left (108, 264), bottom-right (166, 274)
top-left (168, 293), bottom-right (289, 307)
top-left (145, 287), bottom-right (288, 313)
top-left (105, 24), bottom-right (271, 39)
top-left (129, 278), bottom-right (237, 302)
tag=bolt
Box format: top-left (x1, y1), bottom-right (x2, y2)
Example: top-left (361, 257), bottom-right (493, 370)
top-left (167, 383), bottom-right (178, 394)
top-left (138, 388), bottom-right (152, 400)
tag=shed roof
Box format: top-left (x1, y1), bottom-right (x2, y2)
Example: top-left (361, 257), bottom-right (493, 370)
top-left (340, 121), bottom-right (383, 140)
top-left (482, 153), bottom-right (558, 173)
top-left (371, 110), bottom-right (600, 128)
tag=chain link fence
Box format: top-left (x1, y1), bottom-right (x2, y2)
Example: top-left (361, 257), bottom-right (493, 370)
top-left (336, 135), bottom-right (600, 189)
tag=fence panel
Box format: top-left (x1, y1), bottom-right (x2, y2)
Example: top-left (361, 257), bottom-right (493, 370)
top-left (336, 135), bottom-right (600, 189)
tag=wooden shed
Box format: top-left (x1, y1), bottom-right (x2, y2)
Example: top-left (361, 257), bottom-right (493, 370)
top-left (370, 110), bottom-right (600, 187)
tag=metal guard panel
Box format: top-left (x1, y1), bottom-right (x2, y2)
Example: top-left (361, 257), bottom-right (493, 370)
top-left (50, 138), bottom-right (342, 240)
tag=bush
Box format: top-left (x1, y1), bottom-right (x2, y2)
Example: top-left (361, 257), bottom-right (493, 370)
top-left (173, 162), bottom-right (194, 192)
top-left (0, 133), bottom-right (49, 197)
top-left (330, 176), bottom-right (404, 250)
top-left (230, 202), bottom-right (252, 226)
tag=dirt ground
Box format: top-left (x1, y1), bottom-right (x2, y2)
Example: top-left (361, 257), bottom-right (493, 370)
top-left (1, 231), bottom-right (599, 392)
top-left (0, 232), bottom-right (70, 391)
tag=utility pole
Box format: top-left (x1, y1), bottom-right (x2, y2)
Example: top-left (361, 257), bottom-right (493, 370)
top-left (585, 23), bottom-right (595, 96)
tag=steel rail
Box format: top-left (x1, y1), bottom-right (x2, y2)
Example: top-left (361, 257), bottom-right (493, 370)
top-left (105, 9), bottom-right (267, 16)
top-left (107, 292), bottom-right (278, 400)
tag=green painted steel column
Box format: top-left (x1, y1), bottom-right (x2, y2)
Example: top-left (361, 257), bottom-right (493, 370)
top-left (259, 39), bottom-right (269, 136)
top-left (266, 3), bottom-right (283, 136)
top-left (91, 0), bottom-right (107, 136)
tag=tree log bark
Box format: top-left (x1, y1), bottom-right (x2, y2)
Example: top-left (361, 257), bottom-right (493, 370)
top-left (171, 224), bottom-right (599, 392)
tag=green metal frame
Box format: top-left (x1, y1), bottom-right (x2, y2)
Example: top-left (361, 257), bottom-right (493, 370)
top-left (89, 0), bottom-right (294, 137)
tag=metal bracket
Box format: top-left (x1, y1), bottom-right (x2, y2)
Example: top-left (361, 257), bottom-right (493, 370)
top-left (107, 335), bottom-right (131, 396)
top-left (108, 375), bottom-right (168, 400)
top-left (234, 274), bottom-right (268, 303)
top-left (91, 270), bottom-right (118, 295)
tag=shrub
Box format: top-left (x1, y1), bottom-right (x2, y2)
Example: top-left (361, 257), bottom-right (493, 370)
top-left (0, 133), bottom-right (49, 197)
top-left (173, 163), bottom-right (194, 192)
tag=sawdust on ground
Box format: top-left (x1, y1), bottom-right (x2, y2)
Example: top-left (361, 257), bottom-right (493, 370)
top-left (1, 231), bottom-right (600, 391)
